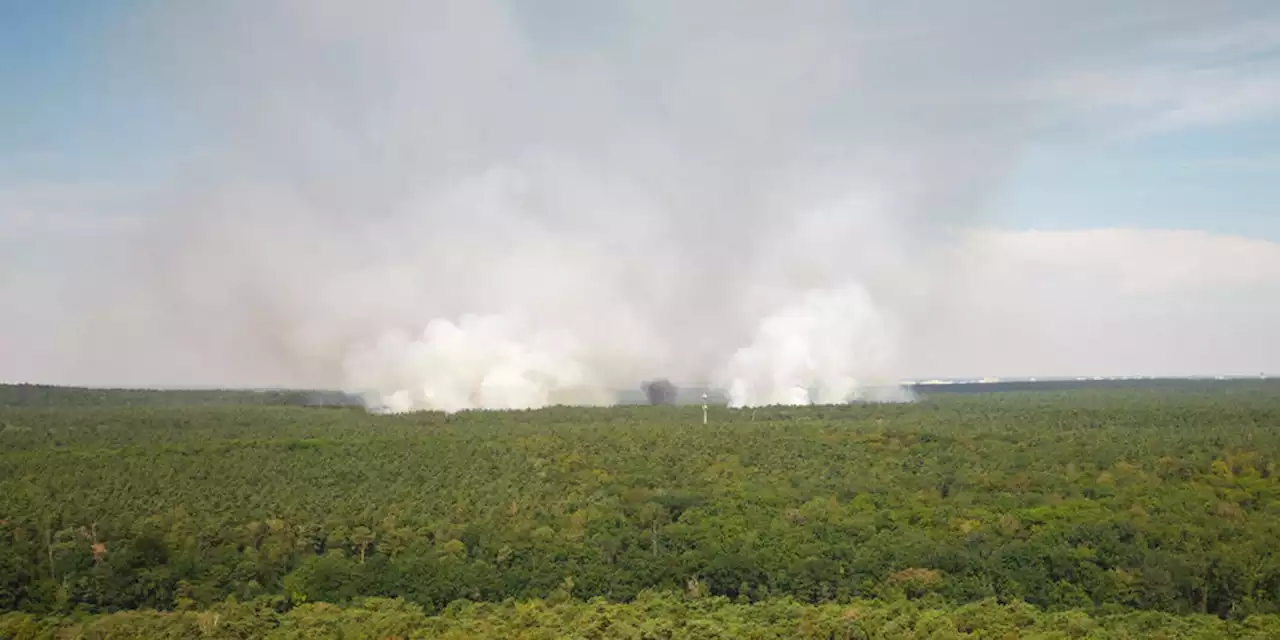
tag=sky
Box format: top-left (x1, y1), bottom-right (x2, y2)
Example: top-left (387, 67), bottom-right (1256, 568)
top-left (2, 0), bottom-right (1280, 392)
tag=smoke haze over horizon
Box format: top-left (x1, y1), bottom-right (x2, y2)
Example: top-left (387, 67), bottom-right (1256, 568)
top-left (3, 1), bottom-right (1280, 408)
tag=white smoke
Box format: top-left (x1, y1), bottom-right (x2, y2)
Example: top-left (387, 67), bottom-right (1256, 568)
top-left (20, 1), bottom-right (1258, 406)
top-left (720, 285), bottom-right (911, 408)
top-left (342, 313), bottom-right (605, 413)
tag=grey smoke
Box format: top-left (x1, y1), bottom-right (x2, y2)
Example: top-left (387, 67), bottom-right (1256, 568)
top-left (641, 379), bottom-right (678, 406)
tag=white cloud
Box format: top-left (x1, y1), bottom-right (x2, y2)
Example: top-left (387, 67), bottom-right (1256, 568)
top-left (905, 228), bottom-right (1280, 379)
top-left (1156, 18), bottom-right (1280, 56)
top-left (1032, 11), bottom-right (1280, 136)
top-left (1042, 67), bottom-right (1280, 135)
top-left (968, 228), bottom-right (1280, 294)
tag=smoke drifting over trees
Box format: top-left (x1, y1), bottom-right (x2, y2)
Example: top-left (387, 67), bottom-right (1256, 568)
top-left (21, 1), bottom-right (1274, 410)
top-left (641, 379), bottom-right (678, 406)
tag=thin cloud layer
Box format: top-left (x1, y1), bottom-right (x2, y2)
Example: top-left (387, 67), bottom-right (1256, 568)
top-left (909, 229), bottom-right (1280, 379)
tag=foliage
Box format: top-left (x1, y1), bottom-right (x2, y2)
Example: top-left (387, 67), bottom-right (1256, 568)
top-left (5, 592), bottom-right (1280, 639)
top-left (3, 384), bottom-right (1280, 635)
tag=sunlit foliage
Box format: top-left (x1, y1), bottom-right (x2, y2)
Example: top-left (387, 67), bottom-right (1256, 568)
top-left (3, 384), bottom-right (1280, 636)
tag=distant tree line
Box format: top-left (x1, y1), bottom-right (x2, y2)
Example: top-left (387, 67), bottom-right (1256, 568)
top-left (0, 383), bottom-right (363, 408)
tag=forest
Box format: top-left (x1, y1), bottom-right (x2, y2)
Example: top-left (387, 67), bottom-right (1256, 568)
top-left (3, 382), bottom-right (1280, 638)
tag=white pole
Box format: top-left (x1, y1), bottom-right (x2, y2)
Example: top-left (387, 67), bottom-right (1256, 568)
top-left (702, 392), bottom-right (709, 425)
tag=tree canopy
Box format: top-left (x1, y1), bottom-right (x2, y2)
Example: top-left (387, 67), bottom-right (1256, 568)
top-left (3, 383), bottom-right (1280, 637)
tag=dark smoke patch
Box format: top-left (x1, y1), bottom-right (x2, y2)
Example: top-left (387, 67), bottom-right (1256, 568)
top-left (642, 379), bottom-right (678, 405)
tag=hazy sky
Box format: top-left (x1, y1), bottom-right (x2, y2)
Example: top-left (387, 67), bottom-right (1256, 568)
top-left (3, 0), bottom-right (1280, 387)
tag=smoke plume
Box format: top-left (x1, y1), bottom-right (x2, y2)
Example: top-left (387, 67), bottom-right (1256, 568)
top-left (641, 379), bottom-right (678, 406)
top-left (36, 0), bottom-right (1252, 409)
top-left (345, 313), bottom-right (608, 413)
top-left (720, 285), bottom-right (912, 407)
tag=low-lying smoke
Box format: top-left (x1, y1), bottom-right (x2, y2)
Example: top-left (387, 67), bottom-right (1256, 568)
top-left (344, 313), bottom-right (608, 413)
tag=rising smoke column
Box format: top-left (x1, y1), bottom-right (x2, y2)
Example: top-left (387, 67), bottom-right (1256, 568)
top-left (43, 1), bottom-right (1246, 406)
top-left (719, 285), bottom-right (909, 408)
top-left (69, 1), bottom-right (1010, 408)
top-left (343, 313), bottom-right (604, 413)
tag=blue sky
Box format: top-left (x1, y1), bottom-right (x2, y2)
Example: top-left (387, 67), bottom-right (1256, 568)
top-left (4, 1), bottom-right (1278, 241)
top-left (0, 0), bottom-right (193, 184)
top-left (996, 123), bottom-right (1280, 241)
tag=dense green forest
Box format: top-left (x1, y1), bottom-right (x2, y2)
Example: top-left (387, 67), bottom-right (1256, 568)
top-left (3, 384), bottom-right (1280, 637)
